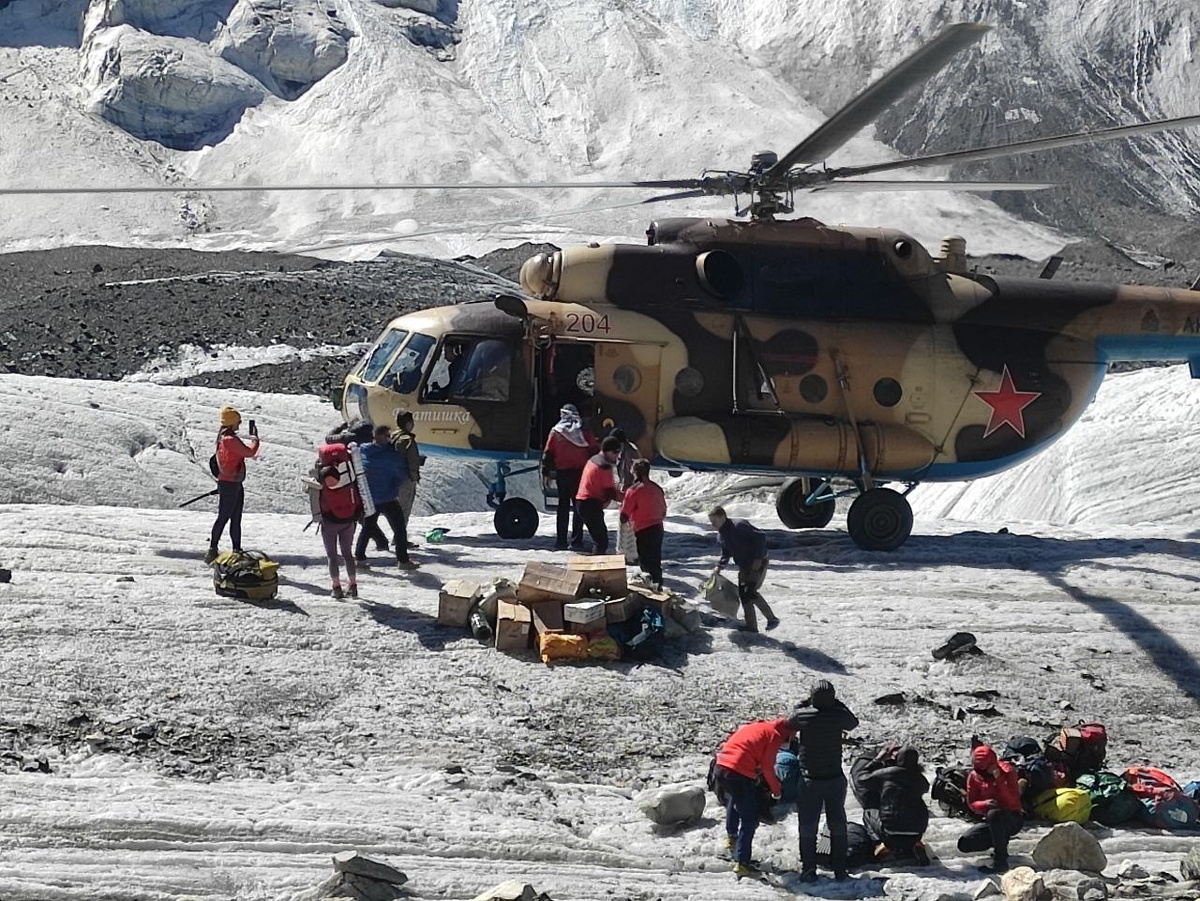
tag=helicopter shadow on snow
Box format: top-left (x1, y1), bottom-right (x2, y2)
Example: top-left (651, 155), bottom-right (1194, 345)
top-left (357, 597), bottom-right (457, 651)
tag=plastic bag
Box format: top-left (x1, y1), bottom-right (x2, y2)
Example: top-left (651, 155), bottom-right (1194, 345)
top-left (702, 573), bottom-right (740, 617)
top-left (618, 519), bottom-right (640, 565)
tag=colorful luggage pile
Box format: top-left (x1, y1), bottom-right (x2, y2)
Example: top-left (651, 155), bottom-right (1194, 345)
top-left (934, 721), bottom-right (1200, 831)
top-left (437, 555), bottom-right (701, 664)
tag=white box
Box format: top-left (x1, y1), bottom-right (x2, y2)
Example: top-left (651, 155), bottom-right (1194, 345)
top-left (563, 599), bottom-right (606, 626)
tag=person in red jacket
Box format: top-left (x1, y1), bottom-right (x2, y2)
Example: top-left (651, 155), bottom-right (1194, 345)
top-left (542, 404), bottom-right (598, 550)
top-left (575, 436), bottom-right (623, 554)
top-left (956, 744), bottom-right (1024, 872)
top-left (207, 405), bottom-right (260, 563)
top-left (714, 715), bottom-right (801, 878)
top-left (619, 459), bottom-right (666, 586)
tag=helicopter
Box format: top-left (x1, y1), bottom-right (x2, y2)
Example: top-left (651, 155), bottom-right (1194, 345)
top-left (334, 23), bottom-right (1200, 550)
top-left (7, 24), bottom-right (1200, 550)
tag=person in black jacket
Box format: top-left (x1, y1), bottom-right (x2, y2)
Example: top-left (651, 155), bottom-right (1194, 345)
top-left (858, 745), bottom-right (931, 864)
top-left (708, 506), bottom-right (778, 633)
top-left (790, 679), bottom-right (859, 882)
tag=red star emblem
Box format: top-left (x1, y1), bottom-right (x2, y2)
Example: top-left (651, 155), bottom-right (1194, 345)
top-left (974, 365), bottom-right (1041, 439)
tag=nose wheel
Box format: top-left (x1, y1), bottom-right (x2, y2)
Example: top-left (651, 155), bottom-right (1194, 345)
top-left (776, 477), bottom-right (836, 529)
top-left (847, 488), bottom-right (913, 551)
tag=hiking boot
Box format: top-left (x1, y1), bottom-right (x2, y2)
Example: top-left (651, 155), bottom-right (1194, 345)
top-left (397, 559), bottom-right (419, 571)
top-left (331, 586), bottom-right (345, 600)
top-left (766, 617), bottom-right (780, 631)
top-left (555, 541), bottom-right (569, 551)
top-left (347, 584), bottom-right (358, 599)
top-left (724, 834), bottom-right (736, 854)
top-left (204, 547), bottom-right (219, 564)
top-left (406, 541), bottom-right (419, 549)
top-left (979, 858), bottom-right (1010, 874)
top-left (732, 861), bottom-right (761, 879)
top-left (833, 870), bottom-right (850, 881)
top-left (798, 868), bottom-right (818, 883)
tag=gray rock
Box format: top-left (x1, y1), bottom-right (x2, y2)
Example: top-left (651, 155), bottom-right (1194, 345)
top-left (974, 878), bottom-right (1003, 899)
top-left (1118, 861), bottom-right (1150, 881)
top-left (338, 873), bottom-right (406, 901)
top-left (81, 25), bottom-right (265, 149)
top-left (331, 851), bottom-right (407, 886)
top-left (1182, 847), bottom-right (1200, 882)
top-left (469, 882), bottom-right (549, 901)
top-left (217, 0), bottom-right (352, 100)
top-left (635, 783), bottom-right (705, 826)
top-left (1032, 822), bottom-right (1107, 873)
top-left (1076, 877), bottom-right (1109, 900)
top-left (1001, 867), bottom-right (1046, 901)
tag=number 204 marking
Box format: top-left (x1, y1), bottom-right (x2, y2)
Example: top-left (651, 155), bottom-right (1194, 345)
top-left (564, 313), bottom-right (611, 334)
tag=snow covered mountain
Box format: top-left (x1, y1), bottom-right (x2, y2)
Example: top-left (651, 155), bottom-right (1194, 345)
top-left (5, 0), bottom-right (1196, 260)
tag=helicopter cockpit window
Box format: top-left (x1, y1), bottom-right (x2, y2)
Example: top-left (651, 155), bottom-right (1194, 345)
top-left (380, 332), bottom-right (435, 394)
top-left (358, 328), bottom-right (408, 383)
top-left (422, 338), bottom-right (513, 403)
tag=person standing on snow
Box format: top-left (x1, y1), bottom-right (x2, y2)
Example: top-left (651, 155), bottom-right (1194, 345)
top-left (392, 410), bottom-right (422, 549)
top-left (207, 405), bottom-right (259, 563)
top-left (714, 714), bottom-right (802, 879)
top-left (355, 425), bottom-right (417, 570)
top-left (542, 404), bottom-right (598, 550)
top-left (575, 436), bottom-right (624, 554)
top-left (956, 744), bottom-right (1023, 873)
top-left (708, 506), bottom-right (778, 633)
top-left (790, 680), bottom-right (860, 883)
top-left (619, 459), bottom-right (666, 587)
top-left (317, 449), bottom-right (363, 599)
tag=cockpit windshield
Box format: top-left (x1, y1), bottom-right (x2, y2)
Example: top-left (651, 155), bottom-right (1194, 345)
top-left (380, 333), bottom-right (435, 394)
top-left (358, 328), bottom-right (408, 383)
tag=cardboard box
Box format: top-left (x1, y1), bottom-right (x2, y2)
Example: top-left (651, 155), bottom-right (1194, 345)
top-left (530, 599), bottom-right (565, 635)
top-left (567, 555), bottom-right (627, 597)
top-left (605, 595), bottom-right (642, 624)
top-left (567, 619), bottom-right (610, 636)
top-left (517, 562), bottom-right (583, 604)
top-left (629, 586), bottom-right (673, 619)
top-left (495, 599), bottom-right (532, 652)
top-left (564, 599), bottom-right (606, 626)
top-left (437, 578), bottom-right (482, 628)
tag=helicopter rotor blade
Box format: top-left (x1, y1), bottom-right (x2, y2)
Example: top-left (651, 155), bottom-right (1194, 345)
top-left (817, 113), bottom-right (1200, 181)
top-left (763, 22), bottom-right (990, 181)
top-left (0, 179), bottom-right (705, 197)
top-left (809, 179), bottom-right (1054, 193)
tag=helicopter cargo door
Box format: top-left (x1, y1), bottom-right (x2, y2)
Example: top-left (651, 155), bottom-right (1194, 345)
top-left (592, 341), bottom-right (663, 455)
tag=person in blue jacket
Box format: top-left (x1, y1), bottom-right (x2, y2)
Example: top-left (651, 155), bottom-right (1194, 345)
top-left (709, 506), bottom-right (778, 633)
top-left (354, 425), bottom-right (417, 569)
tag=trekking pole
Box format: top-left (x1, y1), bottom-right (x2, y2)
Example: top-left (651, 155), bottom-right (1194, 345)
top-left (178, 488), bottom-right (219, 508)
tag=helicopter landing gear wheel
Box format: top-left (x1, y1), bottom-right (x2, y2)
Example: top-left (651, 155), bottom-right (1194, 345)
top-left (494, 498), bottom-right (539, 540)
top-left (847, 488), bottom-right (913, 551)
top-left (776, 478), bottom-right (835, 530)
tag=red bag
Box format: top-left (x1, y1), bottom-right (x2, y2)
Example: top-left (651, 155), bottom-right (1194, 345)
top-left (1047, 721), bottom-right (1107, 775)
top-left (316, 443), bottom-right (361, 523)
top-left (1123, 766), bottom-right (1181, 799)
top-left (1124, 767), bottom-right (1199, 830)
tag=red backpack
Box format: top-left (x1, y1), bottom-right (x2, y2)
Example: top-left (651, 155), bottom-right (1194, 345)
top-left (1123, 767), bottom-right (1200, 830)
top-left (317, 443), bottom-right (362, 523)
top-left (1046, 722), bottom-right (1107, 776)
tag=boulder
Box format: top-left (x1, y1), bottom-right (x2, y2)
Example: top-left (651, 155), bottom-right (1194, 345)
top-left (337, 873), bottom-right (406, 901)
top-left (1032, 822), bottom-right (1107, 873)
top-left (332, 851), bottom-right (407, 886)
top-left (217, 0), bottom-right (352, 100)
top-left (81, 25), bottom-right (265, 149)
top-left (470, 882), bottom-right (550, 901)
top-left (974, 878), bottom-right (1002, 899)
top-left (1001, 867), bottom-right (1046, 901)
top-left (635, 783), bottom-right (705, 826)
top-left (1182, 847), bottom-right (1200, 881)
top-left (1075, 877), bottom-right (1108, 901)
top-left (1117, 860), bottom-right (1149, 880)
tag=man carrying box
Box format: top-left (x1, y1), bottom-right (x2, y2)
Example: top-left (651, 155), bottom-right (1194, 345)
top-left (708, 506), bottom-right (778, 633)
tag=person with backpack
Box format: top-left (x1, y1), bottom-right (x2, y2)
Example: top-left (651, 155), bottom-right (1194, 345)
top-left (393, 410), bottom-right (422, 549)
top-left (206, 405), bottom-right (260, 563)
top-left (575, 436), bottom-right (624, 554)
top-left (956, 744), bottom-right (1024, 873)
top-left (789, 680), bottom-right (860, 882)
top-left (316, 442), bottom-right (364, 599)
top-left (857, 745), bottom-right (931, 864)
top-left (542, 404), bottom-right (599, 550)
top-left (708, 507), bottom-right (778, 633)
top-left (355, 425), bottom-right (417, 570)
top-left (619, 459), bottom-right (666, 587)
top-left (714, 714), bottom-right (802, 879)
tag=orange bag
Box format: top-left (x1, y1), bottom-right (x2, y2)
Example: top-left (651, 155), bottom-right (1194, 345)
top-left (539, 633), bottom-right (588, 664)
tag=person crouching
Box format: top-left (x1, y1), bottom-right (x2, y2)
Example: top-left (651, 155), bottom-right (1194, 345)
top-left (956, 744), bottom-right (1024, 873)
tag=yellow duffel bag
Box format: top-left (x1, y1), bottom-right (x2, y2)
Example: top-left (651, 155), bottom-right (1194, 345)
top-left (1033, 787), bottom-right (1093, 823)
top-left (539, 632), bottom-right (589, 664)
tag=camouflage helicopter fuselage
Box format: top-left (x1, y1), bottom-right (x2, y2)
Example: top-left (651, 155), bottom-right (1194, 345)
top-left (345, 216), bottom-right (1200, 490)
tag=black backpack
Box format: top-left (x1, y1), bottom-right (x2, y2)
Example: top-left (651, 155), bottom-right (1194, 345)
top-left (931, 765), bottom-right (971, 818)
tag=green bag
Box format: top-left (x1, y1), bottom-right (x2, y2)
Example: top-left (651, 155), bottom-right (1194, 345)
top-left (1076, 771), bottom-right (1141, 826)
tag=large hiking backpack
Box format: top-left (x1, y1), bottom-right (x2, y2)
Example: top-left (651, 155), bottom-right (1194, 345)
top-left (212, 550), bottom-right (279, 601)
top-left (316, 443), bottom-right (362, 523)
top-left (776, 747), bottom-right (802, 805)
top-left (1123, 766), bottom-right (1200, 830)
top-left (931, 766), bottom-right (971, 818)
top-left (1002, 735), bottom-right (1043, 762)
top-left (1075, 771), bottom-right (1141, 826)
top-left (1032, 787), bottom-right (1093, 823)
top-left (1018, 754), bottom-right (1069, 810)
top-left (1045, 721), bottom-right (1107, 777)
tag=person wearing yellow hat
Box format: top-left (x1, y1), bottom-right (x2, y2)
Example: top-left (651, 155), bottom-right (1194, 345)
top-left (206, 405), bottom-right (260, 563)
